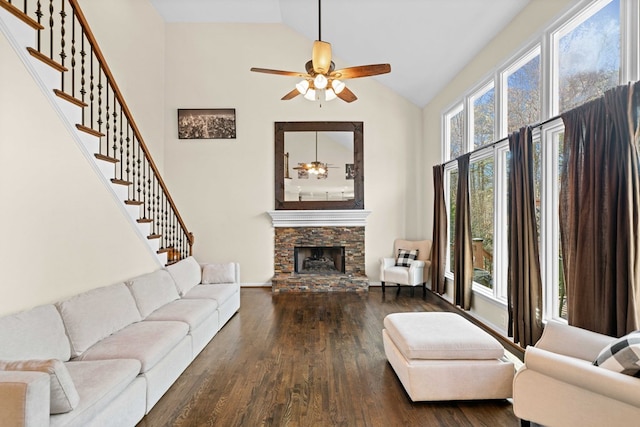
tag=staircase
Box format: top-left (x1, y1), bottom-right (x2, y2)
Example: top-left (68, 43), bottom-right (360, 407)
top-left (0, 0), bottom-right (193, 266)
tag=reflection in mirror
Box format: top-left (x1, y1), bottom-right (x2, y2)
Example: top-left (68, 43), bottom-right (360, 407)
top-left (274, 121), bottom-right (364, 210)
top-left (284, 132), bottom-right (354, 202)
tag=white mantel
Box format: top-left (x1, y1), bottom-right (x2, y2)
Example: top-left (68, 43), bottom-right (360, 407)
top-left (267, 210), bottom-right (371, 227)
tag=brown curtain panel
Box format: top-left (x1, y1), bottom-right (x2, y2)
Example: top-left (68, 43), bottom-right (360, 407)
top-left (507, 126), bottom-right (543, 347)
top-left (431, 164), bottom-right (447, 294)
top-left (454, 154), bottom-right (473, 310)
top-left (560, 82), bottom-right (640, 336)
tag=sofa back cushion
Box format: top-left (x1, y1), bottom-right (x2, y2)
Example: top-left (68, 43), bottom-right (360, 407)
top-left (202, 263), bottom-right (237, 284)
top-left (165, 256), bottom-right (202, 296)
top-left (57, 283), bottom-right (141, 358)
top-left (0, 305), bottom-right (71, 361)
top-left (127, 269), bottom-right (180, 318)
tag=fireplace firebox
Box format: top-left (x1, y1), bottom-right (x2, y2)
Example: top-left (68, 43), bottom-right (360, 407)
top-left (294, 246), bottom-right (345, 274)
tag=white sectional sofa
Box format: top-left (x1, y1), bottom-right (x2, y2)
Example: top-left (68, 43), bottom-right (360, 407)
top-left (0, 257), bottom-right (240, 427)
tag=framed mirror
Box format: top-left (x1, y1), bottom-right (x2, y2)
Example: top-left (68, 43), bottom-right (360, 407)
top-left (275, 121), bottom-right (364, 210)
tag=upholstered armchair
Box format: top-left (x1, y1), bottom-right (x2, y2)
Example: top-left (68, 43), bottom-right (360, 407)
top-left (513, 320), bottom-right (640, 426)
top-left (380, 239), bottom-right (432, 296)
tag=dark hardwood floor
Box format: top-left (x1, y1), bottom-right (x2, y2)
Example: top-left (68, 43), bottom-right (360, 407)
top-left (137, 287), bottom-right (520, 427)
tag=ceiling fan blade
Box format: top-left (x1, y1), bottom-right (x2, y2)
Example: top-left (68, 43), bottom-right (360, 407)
top-left (336, 86), bottom-right (357, 103)
top-left (331, 64), bottom-right (391, 79)
top-left (250, 67), bottom-right (307, 78)
top-left (281, 88), bottom-right (300, 100)
top-left (312, 40), bottom-right (332, 74)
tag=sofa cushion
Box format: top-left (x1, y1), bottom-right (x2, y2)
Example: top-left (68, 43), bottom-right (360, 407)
top-left (593, 330), bottom-right (640, 377)
top-left (0, 359), bottom-right (79, 414)
top-left (396, 249), bottom-right (419, 267)
top-left (183, 284), bottom-right (239, 306)
top-left (127, 269), bottom-right (180, 318)
top-left (0, 305), bottom-right (70, 361)
top-left (145, 299), bottom-right (218, 332)
top-left (202, 263), bottom-right (235, 284)
top-left (57, 283), bottom-right (142, 358)
top-left (75, 321), bottom-right (188, 373)
top-left (50, 359), bottom-right (142, 426)
top-left (165, 256), bottom-right (202, 296)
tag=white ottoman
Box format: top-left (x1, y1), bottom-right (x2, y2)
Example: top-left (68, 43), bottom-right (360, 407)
top-left (383, 312), bottom-right (514, 401)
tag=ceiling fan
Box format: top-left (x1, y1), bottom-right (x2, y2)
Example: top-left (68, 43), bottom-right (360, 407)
top-left (250, 0), bottom-right (391, 103)
top-left (292, 132), bottom-right (338, 176)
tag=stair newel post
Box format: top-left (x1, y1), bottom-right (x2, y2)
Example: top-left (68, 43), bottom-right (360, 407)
top-left (58, 0), bottom-right (65, 92)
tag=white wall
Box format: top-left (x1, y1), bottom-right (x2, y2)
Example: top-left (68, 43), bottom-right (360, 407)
top-left (0, 0), bottom-right (166, 316)
top-left (79, 0), bottom-right (166, 171)
top-left (163, 23), bottom-right (423, 284)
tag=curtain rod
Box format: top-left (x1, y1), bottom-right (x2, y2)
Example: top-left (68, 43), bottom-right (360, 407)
top-left (442, 112), bottom-right (563, 168)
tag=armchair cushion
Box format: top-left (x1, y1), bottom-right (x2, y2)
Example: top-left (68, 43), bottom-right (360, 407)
top-left (395, 249), bottom-right (419, 267)
top-left (594, 330), bottom-right (640, 377)
top-left (0, 359), bottom-right (79, 414)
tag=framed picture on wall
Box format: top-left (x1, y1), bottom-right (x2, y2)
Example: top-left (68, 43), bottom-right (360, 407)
top-left (177, 108), bottom-right (236, 139)
top-left (345, 163), bottom-right (355, 179)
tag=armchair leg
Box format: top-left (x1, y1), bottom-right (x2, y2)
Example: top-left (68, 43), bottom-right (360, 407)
top-left (520, 420), bottom-right (531, 427)
top-left (422, 283), bottom-right (426, 297)
top-left (381, 282), bottom-right (385, 294)
top-left (411, 287), bottom-right (415, 297)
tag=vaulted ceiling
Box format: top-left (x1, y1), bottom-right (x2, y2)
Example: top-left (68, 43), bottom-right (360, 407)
top-left (148, 0), bottom-right (531, 107)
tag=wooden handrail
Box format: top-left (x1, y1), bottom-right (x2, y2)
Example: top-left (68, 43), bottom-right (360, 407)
top-left (67, 0), bottom-right (193, 250)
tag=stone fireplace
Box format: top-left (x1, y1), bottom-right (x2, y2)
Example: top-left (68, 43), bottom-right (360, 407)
top-left (268, 210), bottom-right (370, 292)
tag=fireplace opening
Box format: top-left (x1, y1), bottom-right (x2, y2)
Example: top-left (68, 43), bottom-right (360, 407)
top-left (294, 246), bottom-right (345, 274)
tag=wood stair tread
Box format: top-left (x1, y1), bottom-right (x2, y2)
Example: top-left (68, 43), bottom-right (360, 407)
top-left (137, 218), bottom-right (153, 223)
top-left (54, 89), bottom-right (87, 108)
top-left (27, 47), bottom-right (67, 72)
top-left (0, 1), bottom-right (43, 30)
top-left (111, 178), bottom-right (132, 186)
top-left (77, 124), bottom-right (105, 138)
top-left (95, 153), bottom-right (118, 163)
top-left (124, 200), bottom-right (144, 206)
top-left (147, 234), bottom-right (162, 240)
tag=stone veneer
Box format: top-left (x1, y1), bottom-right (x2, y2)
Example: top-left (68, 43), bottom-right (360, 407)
top-left (272, 226), bottom-right (369, 292)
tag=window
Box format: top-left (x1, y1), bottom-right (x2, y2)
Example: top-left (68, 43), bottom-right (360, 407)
top-left (440, 0), bottom-right (638, 325)
top-left (446, 167), bottom-right (458, 274)
top-left (470, 83), bottom-right (495, 149)
top-left (469, 154), bottom-right (495, 290)
top-left (504, 49), bottom-right (541, 134)
top-left (555, 0), bottom-right (621, 113)
top-left (445, 104), bottom-right (464, 160)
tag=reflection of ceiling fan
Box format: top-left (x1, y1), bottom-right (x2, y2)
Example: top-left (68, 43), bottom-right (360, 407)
top-left (250, 0), bottom-right (391, 103)
top-left (292, 132), bottom-right (338, 176)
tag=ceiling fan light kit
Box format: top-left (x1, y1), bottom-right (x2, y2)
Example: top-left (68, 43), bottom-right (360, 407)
top-left (250, 0), bottom-right (391, 103)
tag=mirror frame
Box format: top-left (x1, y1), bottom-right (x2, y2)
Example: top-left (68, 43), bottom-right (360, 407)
top-left (275, 121), bottom-right (364, 210)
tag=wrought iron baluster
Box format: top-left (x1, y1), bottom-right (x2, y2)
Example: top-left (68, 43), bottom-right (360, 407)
top-left (104, 79), bottom-right (110, 157)
top-left (136, 140), bottom-right (142, 204)
top-left (59, 0), bottom-right (66, 90)
top-left (79, 26), bottom-right (86, 123)
top-left (96, 66), bottom-right (102, 135)
top-left (70, 8), bottom-right (75, 96)
top-left (35, 1), bottom-right (42, 52)
top-left (125, 121), bottom-right (130, 185)
top-left (48, 0), bottom-right (53, 60)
